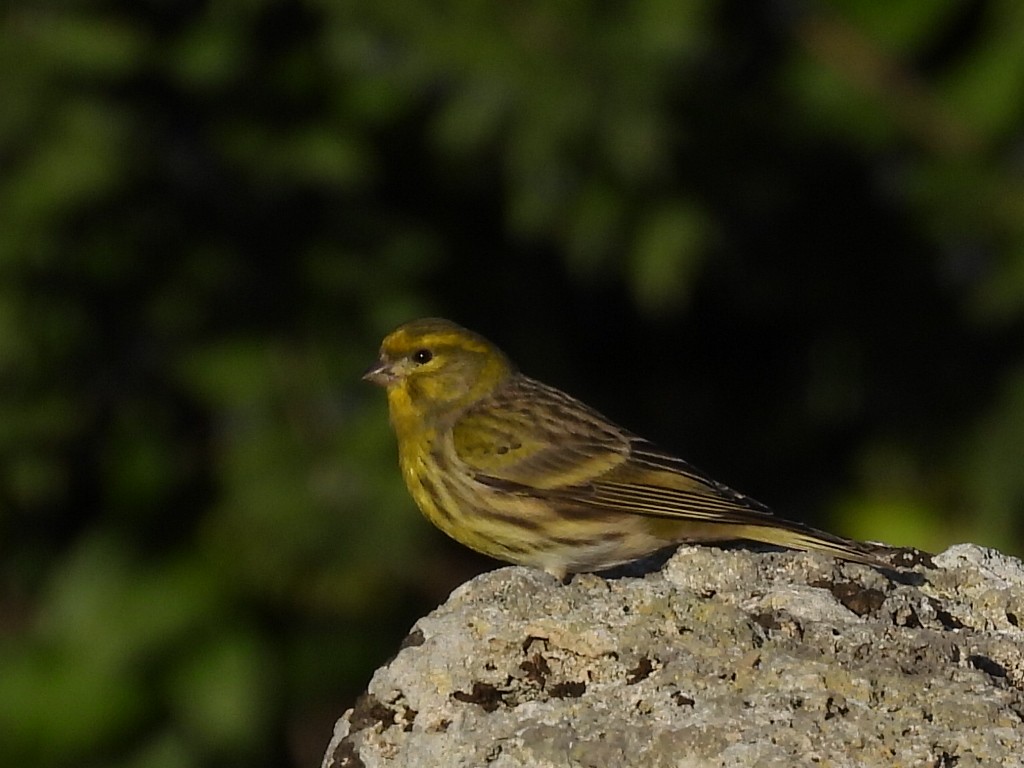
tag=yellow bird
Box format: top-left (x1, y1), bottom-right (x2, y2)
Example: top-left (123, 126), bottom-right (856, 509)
top-left (365, 318), bottom-right (890, 579)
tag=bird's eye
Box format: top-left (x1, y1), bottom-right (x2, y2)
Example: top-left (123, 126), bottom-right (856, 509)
top-left (412, 348), bottom-right (433, 365)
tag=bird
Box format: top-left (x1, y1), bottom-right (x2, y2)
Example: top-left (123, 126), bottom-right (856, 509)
top-left (364, 317), bottom-right (891, 579)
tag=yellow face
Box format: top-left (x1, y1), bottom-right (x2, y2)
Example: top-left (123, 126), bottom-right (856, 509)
top-left (364, 318), bottom-right (513, 425)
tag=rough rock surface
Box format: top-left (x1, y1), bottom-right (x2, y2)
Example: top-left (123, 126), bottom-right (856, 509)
top-left (323, 544), bottom-right (1024, 767)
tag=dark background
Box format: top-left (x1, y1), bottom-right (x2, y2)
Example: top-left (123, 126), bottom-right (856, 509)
top-left (3, 1), bottom-right (1023, 766)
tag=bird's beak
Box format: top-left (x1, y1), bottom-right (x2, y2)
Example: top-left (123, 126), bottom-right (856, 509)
top-left (362, 357), bottom-right (395, 387)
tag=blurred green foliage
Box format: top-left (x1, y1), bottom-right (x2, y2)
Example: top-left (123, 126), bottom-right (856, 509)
top-left (2, 1), bottom-right (1023, 766)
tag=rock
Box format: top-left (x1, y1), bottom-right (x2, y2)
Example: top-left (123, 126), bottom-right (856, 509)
top-left (323, 544), bottom-right (1024, 768)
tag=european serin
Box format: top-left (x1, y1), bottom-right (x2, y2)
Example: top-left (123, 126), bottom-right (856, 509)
top-left (364, 318), bottom-right (889, 579)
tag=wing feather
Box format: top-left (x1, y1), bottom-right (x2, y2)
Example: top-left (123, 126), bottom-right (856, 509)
top-left (452, 375), bottom-right (632, 489)
top-left (453, 376), bottom-right (779, 526)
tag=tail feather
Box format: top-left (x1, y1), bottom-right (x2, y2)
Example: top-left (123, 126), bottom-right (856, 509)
top-left (732, 523), bottom-right (891, 567)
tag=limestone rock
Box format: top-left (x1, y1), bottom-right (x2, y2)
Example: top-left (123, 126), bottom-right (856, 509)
top-left (323, 544), bottom-right (1024, 767)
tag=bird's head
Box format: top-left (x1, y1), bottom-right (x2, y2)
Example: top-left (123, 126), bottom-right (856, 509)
top-left (364, 318), bottom-right (514, 427)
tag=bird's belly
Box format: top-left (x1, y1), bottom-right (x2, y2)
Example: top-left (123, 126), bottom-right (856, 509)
top-left (399, 449), bottom-right (666, 573)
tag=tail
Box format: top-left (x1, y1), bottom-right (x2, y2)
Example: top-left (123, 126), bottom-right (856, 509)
top-left (714, 521), bottom-right (894, 568)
